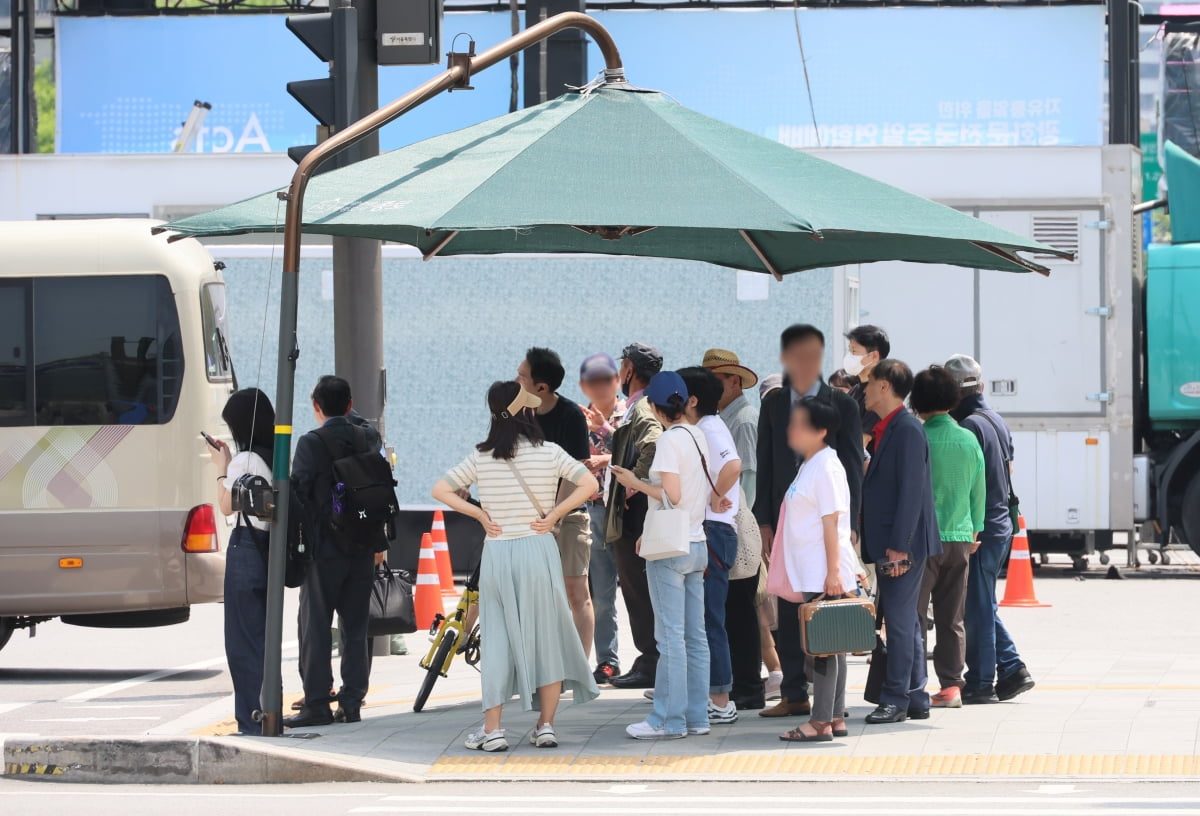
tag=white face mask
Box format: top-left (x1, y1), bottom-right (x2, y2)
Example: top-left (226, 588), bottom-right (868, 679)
top-left (842, 351), bottom-right (868, 378)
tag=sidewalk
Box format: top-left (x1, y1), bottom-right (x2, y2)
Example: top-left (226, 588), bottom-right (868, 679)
top-left (11, 556), bottom-right (1200, 782)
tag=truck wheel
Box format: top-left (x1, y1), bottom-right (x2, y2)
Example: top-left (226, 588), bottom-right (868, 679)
top-left (1182, 473), bottom-right (1200, 558)
top-left (0, 618), bottom-right (14, 653)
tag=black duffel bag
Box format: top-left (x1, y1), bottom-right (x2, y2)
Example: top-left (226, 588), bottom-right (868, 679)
top-left (368, 562), bottom-right (417, 637)
top-left (864, 611), bottom-right (888, 705)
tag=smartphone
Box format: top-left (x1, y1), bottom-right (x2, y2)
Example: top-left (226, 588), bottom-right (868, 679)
top-left (200, 430), bottom-right (220, 450)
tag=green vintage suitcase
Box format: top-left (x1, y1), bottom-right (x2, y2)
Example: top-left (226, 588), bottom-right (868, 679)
top-left (799, 595), bottom-right (877, 657)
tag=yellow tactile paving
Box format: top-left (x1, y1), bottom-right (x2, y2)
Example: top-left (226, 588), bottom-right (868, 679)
top-left (428, 753), bottom-right (1200, 777)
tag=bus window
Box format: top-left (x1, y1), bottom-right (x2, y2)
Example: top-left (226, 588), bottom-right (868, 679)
top-left (33, 275), bottom-right (183, 426)
top-left (0, 282), bottom-right (31, 427)
top-left (200, 282), bottom-right (235, 384)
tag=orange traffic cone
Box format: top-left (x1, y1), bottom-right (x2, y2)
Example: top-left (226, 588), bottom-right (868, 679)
top-left (414, 533), bottom-right (443, 630)
top-left (1000, 516), bottom-right (1050, 608)
top-left (430, 510), bottom-right (455, 594)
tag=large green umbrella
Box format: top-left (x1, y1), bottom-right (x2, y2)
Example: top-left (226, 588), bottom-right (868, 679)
top-left (160, 84), bottom-right (1069, 275)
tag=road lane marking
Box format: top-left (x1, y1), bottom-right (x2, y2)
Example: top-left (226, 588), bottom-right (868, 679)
top-left (429, 753), bottom-right (1200, 777)
top-left (29, 717), bottom-right (162, 723)
top-left (58, 640), bottom-right (298, 704)
top-left (0, 704), bottom-right (29, 716)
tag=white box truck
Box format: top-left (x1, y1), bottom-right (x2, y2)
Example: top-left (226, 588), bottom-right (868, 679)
top-left (812, 145), bottom-right (1147, 568)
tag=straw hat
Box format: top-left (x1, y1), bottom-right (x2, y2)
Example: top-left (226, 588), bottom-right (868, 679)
top-left (702, 348), bottom-right (759, 389)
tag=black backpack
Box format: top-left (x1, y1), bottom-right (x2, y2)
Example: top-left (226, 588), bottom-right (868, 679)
top-left (313, 426), bottom-right (398, 553)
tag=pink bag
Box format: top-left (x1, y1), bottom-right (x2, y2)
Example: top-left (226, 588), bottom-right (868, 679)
top-left (765, 502), bottom-right (806, 603)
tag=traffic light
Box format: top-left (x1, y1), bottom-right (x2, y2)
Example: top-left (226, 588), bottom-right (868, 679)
top-left (286, 7), bottom-right (358, 166)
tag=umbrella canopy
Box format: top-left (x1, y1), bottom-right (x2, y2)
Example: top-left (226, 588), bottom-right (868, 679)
top-left (160, 84), bottom-right (1070, 275)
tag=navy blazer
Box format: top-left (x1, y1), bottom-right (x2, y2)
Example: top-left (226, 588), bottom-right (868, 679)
top-left (861, 409), bottom-right (942, 564)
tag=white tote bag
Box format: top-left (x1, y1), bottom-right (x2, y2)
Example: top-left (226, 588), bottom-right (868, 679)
top-left (639, 492), bottom-right (691, 562)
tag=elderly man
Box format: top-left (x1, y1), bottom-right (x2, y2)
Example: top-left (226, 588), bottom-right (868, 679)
top-left (946, 354), bottom-right (1035, 705)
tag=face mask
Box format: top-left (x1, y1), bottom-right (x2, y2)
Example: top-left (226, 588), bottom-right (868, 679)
top-left (842, 351), bottom-right (867, 378)
top-left (621, 372), bottom-right (633, 398)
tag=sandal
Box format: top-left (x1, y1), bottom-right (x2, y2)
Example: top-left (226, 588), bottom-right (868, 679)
top-left (832, 718), bottom-right (848, 738)
top-left (779, 720), bottom-right (834, 742)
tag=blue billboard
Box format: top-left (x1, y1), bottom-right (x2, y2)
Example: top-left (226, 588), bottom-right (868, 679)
top-left (57, 6), bottom-right (1104, 154)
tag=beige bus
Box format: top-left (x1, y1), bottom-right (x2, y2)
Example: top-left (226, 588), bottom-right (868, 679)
top-left (0, 219), bottom-right (233, 653)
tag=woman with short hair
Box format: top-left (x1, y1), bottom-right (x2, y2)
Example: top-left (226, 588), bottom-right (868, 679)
top-left (612, 371), bottom-right (712, 740)
top-left (776, 396), bottom-right (860, 742)
top-left (432, 381), bottom-right (600, 753)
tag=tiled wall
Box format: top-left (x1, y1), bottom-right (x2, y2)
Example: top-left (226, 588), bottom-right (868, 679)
top-left (220, 253), bottom-right (834, 504)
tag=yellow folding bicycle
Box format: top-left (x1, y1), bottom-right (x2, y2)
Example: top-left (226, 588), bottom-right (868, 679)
top-left (414, 562), bottom-right (481, 712)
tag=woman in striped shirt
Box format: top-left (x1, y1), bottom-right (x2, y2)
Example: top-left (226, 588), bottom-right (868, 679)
top-left (432, 381), bottom-right (600, 752)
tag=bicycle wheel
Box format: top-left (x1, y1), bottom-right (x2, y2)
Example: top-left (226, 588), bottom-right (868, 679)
top-left (414, 628), bottom-right (458, 713)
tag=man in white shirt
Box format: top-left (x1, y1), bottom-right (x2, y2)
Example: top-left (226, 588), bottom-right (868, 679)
top-left (702, 348), bottom-right (768, 709)
top-left (680, 367), bottom-right (743, 726)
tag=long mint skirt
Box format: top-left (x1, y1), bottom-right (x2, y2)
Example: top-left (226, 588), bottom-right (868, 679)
top-left (478, 533), bottom-right (600, 712)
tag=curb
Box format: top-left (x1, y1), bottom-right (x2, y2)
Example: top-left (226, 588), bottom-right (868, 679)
top-left (1, 735), bottom-right (425, 785)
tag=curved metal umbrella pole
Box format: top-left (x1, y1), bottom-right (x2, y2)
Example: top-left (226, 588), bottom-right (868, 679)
top-left (258, 12), bottom-right (625, 737)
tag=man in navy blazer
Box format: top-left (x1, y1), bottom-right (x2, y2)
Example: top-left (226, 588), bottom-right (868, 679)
top-left (861, 359), bottom-right (943, 724)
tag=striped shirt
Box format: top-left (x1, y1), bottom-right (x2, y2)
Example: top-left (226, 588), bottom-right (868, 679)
top-left (444, 440), bottom-right (589, 541)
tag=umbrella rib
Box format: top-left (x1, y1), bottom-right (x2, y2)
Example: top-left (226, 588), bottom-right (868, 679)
top-left (422, 230), bottom-right (460, 261)
top-left (970, 241), bottom-right (1052, 277)
top-left (740, 229), bottom-right (783, 281)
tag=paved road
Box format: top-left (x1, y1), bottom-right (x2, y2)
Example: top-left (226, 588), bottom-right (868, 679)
top-left (0, 595), bottom-right (300, 738)
top-left (2, 780), bottom-right (1200, 815)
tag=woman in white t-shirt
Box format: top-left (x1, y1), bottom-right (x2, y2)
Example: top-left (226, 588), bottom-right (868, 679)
top-left (777, 396), bottom-right (861, 743)
top-left (432, 382), bottom-right (600, 753)
top-left (611, 371), bottom-right (712, 740)
top-left (208, 388), bottom-right (277, 736)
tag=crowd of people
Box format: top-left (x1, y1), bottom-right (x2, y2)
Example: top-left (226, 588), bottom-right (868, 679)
top-left (205, 326), bottom-right (1037, 748)
top-left (430, 327), bottom-right (1036, 750)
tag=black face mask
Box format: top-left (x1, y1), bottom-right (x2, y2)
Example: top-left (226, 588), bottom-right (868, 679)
top-left (621, 372), bottom-right (633, 398)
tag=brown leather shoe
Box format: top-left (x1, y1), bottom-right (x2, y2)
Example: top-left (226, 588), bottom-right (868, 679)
top-left (758, 697), bottom-right (811, 717)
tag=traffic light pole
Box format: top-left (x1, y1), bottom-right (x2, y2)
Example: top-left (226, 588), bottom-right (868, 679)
top-left (333, 0), bottom-right (386, 438)
top-left (260, 12), bottom-right (625, 738)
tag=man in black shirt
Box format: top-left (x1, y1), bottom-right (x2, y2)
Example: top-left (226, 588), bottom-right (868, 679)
top-left (517, 347), bottom-right (595, 656)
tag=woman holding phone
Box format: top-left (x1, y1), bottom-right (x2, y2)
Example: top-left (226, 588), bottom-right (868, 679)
top-left (207, 387), bottom-right (277, 736)
top-left (776, 396), bottom-right (861, 743)
top-left (611, 371), bottom-right (712, 740)
top-left (432, 381), bottom-right (599, 753)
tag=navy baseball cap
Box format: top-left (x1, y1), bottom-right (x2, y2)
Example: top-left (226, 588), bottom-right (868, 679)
top-left (644, 371), bottom-right (689, 408)
top-left (580, 352), bottom-right (619, 381)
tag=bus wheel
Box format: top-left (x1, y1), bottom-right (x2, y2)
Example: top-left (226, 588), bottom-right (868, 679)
top-left (0, 618), bottom-right (14, 653)
top-left (1183, 473), bottom-right (1200, 559)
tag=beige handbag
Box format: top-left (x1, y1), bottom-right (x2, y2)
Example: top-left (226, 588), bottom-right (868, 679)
top-left (730, 486), bottom-right (763, 580)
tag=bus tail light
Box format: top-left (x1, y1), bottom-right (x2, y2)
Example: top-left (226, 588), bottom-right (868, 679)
top-left (182, 504), bottom-right (219, 553)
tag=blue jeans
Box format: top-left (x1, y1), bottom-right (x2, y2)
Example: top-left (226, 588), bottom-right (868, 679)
top-left (224, 526), bottom-right (269, 735)
top-left (588, 502), bottom-right (620, 669)
top-left (645, 540), bottom-right (710, 735)
top-left (703, 520), bottom-right (737, 694)
top-left (964, 537), bottom-right (1025, 691)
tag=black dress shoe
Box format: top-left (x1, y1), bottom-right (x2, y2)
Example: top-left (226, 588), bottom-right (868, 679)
top-left (283, 706), bottom-right (334, 728)
top-left (907, 707), bottom-right (931, 720)
top-left (962, 686), bottom-right (1000, 705)
top-left (864, 704), bottom-right (908, 724)
top-left (333, 704), bottom-right (362, 724)
top-left (611, 670), bottom-right (655, 689)
top-left (733, 695), bottom-right (766, 711)
top-left (995, 667), bottom-right (1036, 701)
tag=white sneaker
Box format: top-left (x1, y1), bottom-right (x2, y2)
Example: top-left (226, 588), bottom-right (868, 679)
top-left (708, 701), bottom-right (739, 724)
top-left (464, 727), bottom-right (508, 752)
top-left (764, 671), bottom-right (783, 701)
top-left (687, 725), bottom-right (711, 736)
top-left (626, 720), bottom-right (685, 740)
top-left (530, 723), bottom-right (558, 748)
top-left (643, 689), bottom-right (655, 701)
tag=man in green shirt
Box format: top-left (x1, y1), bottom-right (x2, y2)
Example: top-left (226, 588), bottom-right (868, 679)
top-left (911, 366), bottom-right (986, 709)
